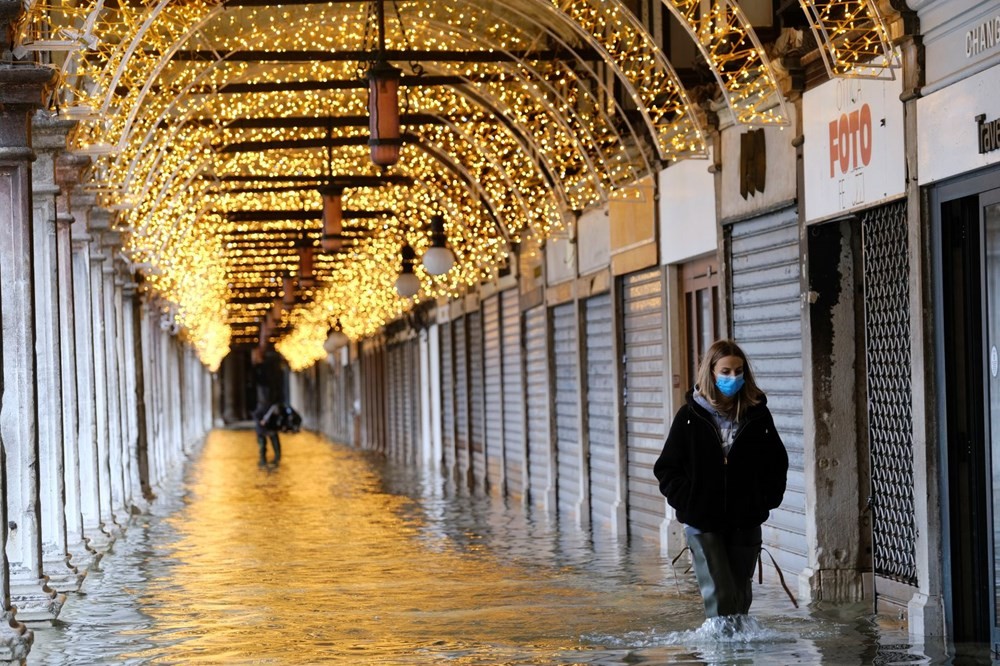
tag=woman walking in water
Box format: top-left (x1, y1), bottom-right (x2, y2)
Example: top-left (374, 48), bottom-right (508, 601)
top-left (654, 339), bottom-right (788, 622)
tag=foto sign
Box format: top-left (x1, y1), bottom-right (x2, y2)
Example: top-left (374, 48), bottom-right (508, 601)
top-left (803, 74), bottom-right (905, 222)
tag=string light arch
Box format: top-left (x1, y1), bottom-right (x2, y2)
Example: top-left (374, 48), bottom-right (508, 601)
top-left (17, 0), bottom-right (800, 370)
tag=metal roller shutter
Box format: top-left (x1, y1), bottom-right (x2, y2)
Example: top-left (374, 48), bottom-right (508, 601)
top-left (524, 304), bottom-right (554, 512)
top-left (584, 291), bottom-right (618, 532)
top-left (468, 310), bottom-right (487, 490)
top-left (501, 289), bottom-right (526, 501)
top-left (728, 205), bottom-right (807, 577)
top-left (552, 301), bottom-right (583, 523)
top-left (483, 295), bottom-right (505, 494)
top-left (453, 316), bottom-right (470, 481)
top-left (389, 345), bottom-right (399, 457)
top-left (439, 321), bottom-right (456, 473)
top-left (622, 267), bottom-right (668, 541)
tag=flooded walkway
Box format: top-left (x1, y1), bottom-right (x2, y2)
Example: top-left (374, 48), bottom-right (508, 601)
top-left (31, 429), bottom-right (947, 664)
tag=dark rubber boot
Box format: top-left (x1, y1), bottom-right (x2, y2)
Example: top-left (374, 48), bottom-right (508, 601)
top-left (686, 530), bottom-right (740, 617)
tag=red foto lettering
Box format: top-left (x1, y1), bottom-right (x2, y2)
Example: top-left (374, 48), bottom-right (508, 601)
top-left (828, 103), bottom-right (873, 177)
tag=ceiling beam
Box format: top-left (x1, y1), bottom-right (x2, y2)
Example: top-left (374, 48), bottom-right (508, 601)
top-left (213, 174), bottom-right (413, 186)
top-left (213, 73), bottom-right (506, 95)
top-left (223, 210), bottom-right (392, 222)
top-left (186, 113), bottom-right (446, 129)
top-left (215, 132), bottom-right (419, 154)
top-left (168, 48), bottom-right (598, 63)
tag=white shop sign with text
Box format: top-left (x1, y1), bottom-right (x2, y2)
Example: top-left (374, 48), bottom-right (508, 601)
top-left (803, 74), bottom-right (905, 222)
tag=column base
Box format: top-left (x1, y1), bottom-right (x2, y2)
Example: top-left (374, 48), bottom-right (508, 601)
top-left (83, 526), bottom-right (115, 555)
top-left (41, 554), bottom-right (82, 594)
top-left (908, 592), bottom-right (946, 638)
top-left (659, 511), bottom-right (686, 559)
top-left (129, 497), bottom-right (150, 516)
top-left (0, 609), bottom-right (32, 664)
top-left (798, 566), bottom-right (867, 604)
top-left (66, 539), bottom-right (97, 579)
top-left (9, 577), bottom-right (64, 624)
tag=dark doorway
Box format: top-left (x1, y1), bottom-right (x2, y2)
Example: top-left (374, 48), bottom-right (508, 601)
top-left (940, 185), bottom-right (1000, 647)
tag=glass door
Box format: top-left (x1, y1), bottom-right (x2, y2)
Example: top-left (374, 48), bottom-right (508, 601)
top-left (984, 188), bottom-right (1000, 652)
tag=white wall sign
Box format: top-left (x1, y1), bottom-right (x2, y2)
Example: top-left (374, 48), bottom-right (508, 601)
top-left (577, 206), bottom-right (610, 275)
top-left (659, 150), bottom-right (717, 265)
top-left (918, 64), bottom-right (1000, 184)
top-left (803, 74), bottom-right (905, 222)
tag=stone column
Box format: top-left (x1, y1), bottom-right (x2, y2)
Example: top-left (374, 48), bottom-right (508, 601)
top-left (31, 112), bottom-right (80, 593)
top-left (88, 228), bottom-right (118, 537)
top-left (100, 236), bottom-right (127, 526)
top-left (128, 284), bottom-right (153, 504)
top-left (0, 23), bottom-right (63, 625)
top-left (0, 11), bottom-right (42, 653)
top-left (112, 265), bottom-right (133, 513)
top-left (138, 298), bottom-right (161, 492)
top-left (71, 199), bottom-right (110, 555)
top-left (56, 153), bottom-right (93, 575)
top-left (119, 276), bottom-right (145, 512)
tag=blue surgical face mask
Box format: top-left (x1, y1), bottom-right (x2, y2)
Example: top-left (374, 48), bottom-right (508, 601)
top-left (715, 374), bottom-right (745, 397)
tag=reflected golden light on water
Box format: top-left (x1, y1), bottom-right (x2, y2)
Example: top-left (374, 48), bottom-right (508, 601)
top-left (122, 430), bottom-right (624, 663)
top-left (28, 428), bottom-right (943, 665)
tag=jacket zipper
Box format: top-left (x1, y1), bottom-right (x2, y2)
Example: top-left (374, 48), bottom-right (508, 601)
top-left (690, 407), bottom-right (729, 510)
top-left (690, 405), bottom-right (767, 518)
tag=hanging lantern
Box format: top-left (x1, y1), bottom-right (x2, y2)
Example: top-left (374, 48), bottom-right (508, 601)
top-left (324, 320), bottom-right (349, 353)
top-left (320, 186), bottom-right (344, 252)
top-left (395, 243), bottom-right (420, 298)
top-left (299, 238), bottom-right (315, 289)
top-left (368, 59), bottom-right (402, 167)
top-left (282, 272), bottom-right (296, 307)
top-left (422, 214), bottom-right (455, 275)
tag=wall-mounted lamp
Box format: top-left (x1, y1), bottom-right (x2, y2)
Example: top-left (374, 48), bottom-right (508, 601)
top-left (422, 213), bottom-right (454, 275)
top-left (395, 243), bottom-right (420, 298)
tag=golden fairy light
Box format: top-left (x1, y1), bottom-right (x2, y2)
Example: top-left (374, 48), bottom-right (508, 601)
top-left (798, 0), bottom-right (899, 79)
top-left (17, 0), bottom-right (791, 370)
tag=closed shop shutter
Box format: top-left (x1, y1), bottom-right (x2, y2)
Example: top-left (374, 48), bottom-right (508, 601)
top-left (483, 294), bottom-right (505, 493)
top-left (388, 344), bottom-right (399, 458)
top-left (439, 321), bottom-right (456, 473)
top-left (585, 291), bottom-right (618, 531)
top-left (622, 267), bottom-right (668, 541)
top-left (728, 205), bottom-right (807, 576)
top-left (524, 304), bottom-right (553, 512)
top-left (468, 310), bottom-right (486, 489)
top-left (501, 288), bottom-right (526, 501)
top-left (453, 315), bottom-right (470, 479)
top-left (403, 339), bottom-right (415, 462)
top-left (552, 301), bottom-right (583, 522)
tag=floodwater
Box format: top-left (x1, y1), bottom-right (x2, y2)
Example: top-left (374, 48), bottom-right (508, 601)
top-left (27, 429), bottom-right (979, 664)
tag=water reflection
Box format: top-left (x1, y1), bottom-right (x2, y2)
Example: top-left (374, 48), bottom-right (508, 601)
top-left (30, 429), bottom-right (956, 664)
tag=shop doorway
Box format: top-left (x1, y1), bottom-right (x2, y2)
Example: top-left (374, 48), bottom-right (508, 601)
top-left (940, 182), bottom-right (1000, 648)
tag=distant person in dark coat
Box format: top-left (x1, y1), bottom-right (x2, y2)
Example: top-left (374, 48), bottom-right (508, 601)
top-left (252, 401), bottom-right (281, 466)
top-left (654, 339), bottom-right (788, 621)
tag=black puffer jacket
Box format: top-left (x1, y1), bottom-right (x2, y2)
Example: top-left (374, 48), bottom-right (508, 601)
top-left (653, 391), bottom-right (788, 532)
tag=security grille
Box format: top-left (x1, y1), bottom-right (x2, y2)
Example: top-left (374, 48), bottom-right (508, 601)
top-left (862, 200), bottom-right (917, 585)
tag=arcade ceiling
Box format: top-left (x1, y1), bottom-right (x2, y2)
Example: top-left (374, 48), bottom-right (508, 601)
top-left (13, 0), bottom-right (896, 370)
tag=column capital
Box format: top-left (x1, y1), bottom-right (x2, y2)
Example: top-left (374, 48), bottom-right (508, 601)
top-left (0, 67), bottom-right (56, 157)
top-left (0, 67), bottom-right (55, 108)
top-left (31, 111), bottom-right (76, 152)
